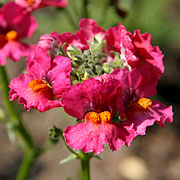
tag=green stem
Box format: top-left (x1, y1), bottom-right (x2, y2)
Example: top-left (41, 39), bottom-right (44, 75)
top-left (0, 66), bottom-right (34, 150)
top-left (16, 151), bottom-right (35, 180)
top-left (0, 66), bottom-right (43, 180)
top-left (61, 135), bottom-right (80, 157)
top-left (80, 155), bottom-right (90, 180)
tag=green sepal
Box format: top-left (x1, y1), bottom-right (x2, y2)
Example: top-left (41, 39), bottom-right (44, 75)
top-left (59, 154), bottom-right (77, 164)
top-left (92, 154), bottom-right (102, 160)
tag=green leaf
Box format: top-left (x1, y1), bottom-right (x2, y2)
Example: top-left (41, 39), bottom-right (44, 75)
top-left (60, 154), bottom-right (77, 164)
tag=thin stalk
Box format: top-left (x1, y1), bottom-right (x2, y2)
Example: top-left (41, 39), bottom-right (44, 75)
top-left (0, 66), bottom-right (34, 150)
top-left (61, 135), bottom-right (80, 157)
top-left (81, 157), bottom-right (90, 180)
top-left (16, 151), bottom-right (35, 180)
top-left (0, 66), bottom-right (43, 180)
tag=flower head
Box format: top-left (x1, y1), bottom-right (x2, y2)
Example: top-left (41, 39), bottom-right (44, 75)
top-left (0, 2), bottom-right (37, 66)
top-left (62, 77), bottom-right (135, 154)
top-left (111, 68), bottom-right (173, 135)
top-left (9, 47), bottom-right (72, 112)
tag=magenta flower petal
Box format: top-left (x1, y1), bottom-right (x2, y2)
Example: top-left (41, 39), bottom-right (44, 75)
top-left (76, 18), bottom-right (105, 49)
top-left (27, 47), bottom-right (51, 78)
top-left (2, 41), bottom-right (30, 63)
top-left (64, 121), bottom-right (135, 154)
top-left (62, 77), bottom-right (121, 119)
top-left (47, 55), bottom-right (72, 98)
top-left (0, 2), bottom-right (37, 65)
top-left (16, 0), bottom-right (67, 11)
top-left (9, 73), bottom-right (62, 112)
top-left (126, 100), bottom-right (173, 135)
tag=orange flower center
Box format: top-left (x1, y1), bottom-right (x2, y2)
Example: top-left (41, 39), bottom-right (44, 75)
top-left (26, 0), bottom-right (35, 6)
top-left (132, 97), bottom-right (152, 111)
top-left (6, 30), bottom-right (18, 41)
top-left (28, 79), bottom-right (53, 99)
top-left (85, 111), bottom-right (111, 124)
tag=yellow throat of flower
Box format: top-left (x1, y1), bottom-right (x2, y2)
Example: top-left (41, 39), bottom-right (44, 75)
top-left (132, 97), bottom-right (152, 111)
top-left (28, 79), bottom-right (53, 99)
top-left (6, 30), bottom-right (18, 41)
top-left (85, 111), bottom-right (111, 124)
top-left (26, 0), bottom-right (35, 6)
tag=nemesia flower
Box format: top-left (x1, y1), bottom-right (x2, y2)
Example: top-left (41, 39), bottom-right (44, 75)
top-left (111, 68), bottom-right (173, 135)
top-left (58, 18), bottom-right (106, 52)
top-left (106, 23), bottom-right (164, 81)
top-left (15, 0), bottom-right (67, 12)
top-left (62, 77), bottom-right (135, 154)
top-left (9, 47), bottom-right (72, 112)
top-left (0, 2), bottom-right (37, 66)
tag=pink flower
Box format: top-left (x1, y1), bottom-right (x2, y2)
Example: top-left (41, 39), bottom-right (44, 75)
top-left (15, 0), bottom-right (67, 12)
top-left (9, 47), bottom-right (72, 112)
top-left (111, 68), bottom-right (173, 135)
top-left (106, 23), bottom-right (164, 81)
top-left (0, 2), bottom-right (37, 66)
top-left (37, 31), bottom-right (59, 58)
top-left (58, 18), bottom-right (106, 52)
top-left (62, 77), bottom-right (135, 154)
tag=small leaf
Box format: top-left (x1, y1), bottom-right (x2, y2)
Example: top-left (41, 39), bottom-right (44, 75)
top-left (60, 154), bottom-right (77, 164)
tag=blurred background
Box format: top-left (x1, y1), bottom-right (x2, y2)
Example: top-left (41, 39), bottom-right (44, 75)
top-left (0, 0), bottom-right (180, 179)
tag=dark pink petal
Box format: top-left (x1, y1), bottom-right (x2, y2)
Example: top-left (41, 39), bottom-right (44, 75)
top-left (2, 41), bottom-right (30, 63)
top-left (2, 2), bottom-right (37, 37)
top-left (106, 23), bottom-right (137, 64)
top-left (44, 0), bottom-right (68, 7)
top-left (129, 30), bottom-right (164, 80)
top-left (27, 47), bottom-right (51, 78)
top-left (76, 18), bottom-right (106, 50)
top-left (47, 55), bottom-right (72, 98)
top-left (64, 121), bottom-right (135, 154)
top-left (37, 32), bottom-right (59, 57)
top-left (58, 32), bottom-right (84, 51)
top-left (111, 68), bottom-right (157, 103)
top-left (9, 73), bottom-right (62, 112)
top-left (126, 100), bottom-right (173, 135)
top-left (62, 77), bottom-right (121, 119)
top-left (14, 12), bottom-right (37, 39)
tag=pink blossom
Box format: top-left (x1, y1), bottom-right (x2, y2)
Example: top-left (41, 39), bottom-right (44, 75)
top-left (0, 2), bottom-right (37, 66)
top-left (62, 77), bottom-right (135, 154)
top-left (15, 0), bottom-right (67, 12)
top-left (106, 23), bottom-right (164, 81)
top-left (58, 18), bottom-right (106, 52)
top-left (111, 68), bottom-right (173, 135)
top-left (37, 31), bottom-right (59, 58)
top-left (9, 47), bottom-right (72, 112)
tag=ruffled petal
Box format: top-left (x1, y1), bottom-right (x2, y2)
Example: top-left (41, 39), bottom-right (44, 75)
top-left (126, 100), bottom-right (173, 135)
top-left (62, 77), bottom-right (121, 119)
top-left (9, 73), bottom-right (62, 112)
top-left (64, 121), bottom-right (135, 154)
top-left (47, 55), bottom-right (72, 98)
top-left (27, 47), bottom-right (51, 78)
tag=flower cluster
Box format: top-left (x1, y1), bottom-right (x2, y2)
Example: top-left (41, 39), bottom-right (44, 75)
top-left (0, 1), bottom-right (67, 66)
top-left (9, 18), bottom-right (173, 154)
